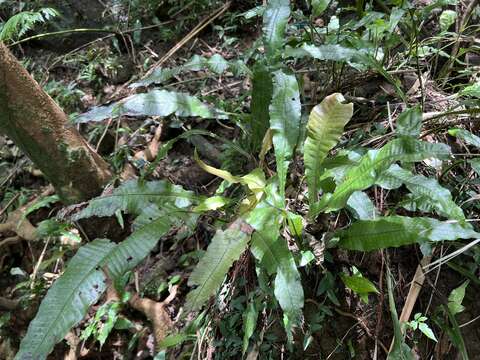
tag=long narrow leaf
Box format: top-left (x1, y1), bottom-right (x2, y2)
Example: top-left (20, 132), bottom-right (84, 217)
top-left (377, 164), bottom-right (464, 220)
top-left (74, 90), bottom-right (226, 123)
top-left (251, 63), bottom-right (274, 150)
top-left (246, 182), bottom-right (304, 322)
top-left (312, 137), bottom-right (451, 215)
top-left (336, 216), bottom-right (479, 251)
top-left (263, 0), bottom-right (290, 56)
top-left (185, 219), bottom-right (253, 312)
top-left (304, 93), bottom-right (353, 203)
top-left (15, 240), bottom-right (116, 360)
top-left (269, 70), bottom-right (301, 199)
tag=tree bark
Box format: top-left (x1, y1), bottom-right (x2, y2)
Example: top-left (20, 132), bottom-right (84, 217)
top-left (0, 42), bottom-right (112, 203)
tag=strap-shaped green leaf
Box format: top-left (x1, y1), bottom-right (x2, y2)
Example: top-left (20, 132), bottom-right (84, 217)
top-left (73, 179), bottom-right (197, 220)
top-left (18, 180), bottom-right (200, 359)
top-left (312, 137), bottom-right (451, 215)
top-left (15, 240), bottom-right (116, 360)
top-left (285, 44), bottom-right (358, 61)
top-left (74, 89), bottom-right (227, 123)
top-left (336, 216), bottom-right (479, 251)
top-left (185, 219), bottom-right (252, 312)
top-left (311, 0), bottom-right (331, 16)
top-left (449, 128), bottom-right (480, 148)
top-left (396, 106), bottom-right (422, 137)
top-left (269, 70), bottom-right (301, 199)
top-left (377, 164), bottom-right (465, 220)
top-left (263, 0), bottom-right (290, 56)
top-left (246, 182), bottom-right (303, 322)
top-left (251, 63), bottom-right (274, 151)
top-left (346, 191), bottom-right (378, 220)
top-left (304, 93), bottom-right (353, 203)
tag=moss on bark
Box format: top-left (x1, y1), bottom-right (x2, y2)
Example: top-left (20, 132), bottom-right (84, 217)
top-left (0, 42), bottom-right (112, 204)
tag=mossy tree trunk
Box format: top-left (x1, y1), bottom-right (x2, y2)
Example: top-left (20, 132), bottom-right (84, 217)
top-left (0, 42), bottom-right (112, 204)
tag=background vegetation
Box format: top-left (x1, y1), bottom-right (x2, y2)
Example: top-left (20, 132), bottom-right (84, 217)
top-left (1, 0), bottom-right (480, 358)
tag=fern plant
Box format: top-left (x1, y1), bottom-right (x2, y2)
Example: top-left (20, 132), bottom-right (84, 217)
top-left (15, 0), bottom-right (480, 357)
top-left (0, 8), bottom-right (59, 42)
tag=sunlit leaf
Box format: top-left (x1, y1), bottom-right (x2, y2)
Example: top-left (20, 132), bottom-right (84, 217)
top-left (346, 191), bottom-right (378, 220)
top-left (460, 82), bottom-right (480, 98)
top-left (304, 93), bottom-right (353, 203)
top-left (448, 281), bottom-right (469, 315)
top-left (396, 106), bottom-right (422, 137)
top-left (313, 138), bottom-right (451, 215)
top-left (439, 10), bottom-right (456, 32)
top-left (246, 182), bottom-right (304, 322)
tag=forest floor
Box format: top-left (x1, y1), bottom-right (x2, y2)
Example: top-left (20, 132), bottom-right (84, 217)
top-left (1, 1), bottom-right (480, 359)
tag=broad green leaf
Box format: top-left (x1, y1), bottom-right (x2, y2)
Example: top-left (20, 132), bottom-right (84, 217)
top-left (269, 70), bottom-right (301, 199)
top-left (130, 54), bottom-right (249, 88)
top-left (340, 272), bottom-right (379, 303)
top-left (448, 281), bottom-right (469, 315)
top-left (418, 322), bottom-right (438, 342)
top-left (185, 219), bottom-right (252, 311)
top-left (193, 196), bottom-right (229, 212)
top-left (119, 90), bottom-right (219, 118)
top-left (376, 164), bottom-right (465, 220)
top-left (460, 82), bottom-right (480, 98)
top-left (15, 240), bottom-right (116, 360)
top-left (73, 179), bottom-right (197, 220)
top-left (285, 44), bottom-right (358, 61)
top-left (388, 8), bottom-right (405, 33)
top-left (251, 63), bottom-right (274, 151)
top-left (129, 67), bottom-right (180, 88)
top-left (246, 182), bottom-right (304, 322)
top-left (106, 212), bottom-right (194, 279)
top-left (242, 301), bottom-right (259, 354)
top-left (313, 137), bottom-right (451, 215)
top-left (311, 0), bottom-right (331, 16)
top-left (440, 10), bottom-right (456, 31)
top-left (263, 0), bottom-right (290, 56)
top-left (449, 128), bottom-right (480, 148)
top-left (207, 54), bottom-right (229, 74)
top-left (336, 216), bottom-right (479, 251)
top-left (469, 158), bottom-right (480, 175)
top-left (74, 90), bottom-right (226, 123)
top-left (286, 211), bottom-right (303, 237)
top-left (18, 181), bottom-right (199, 359)
top-left (304, 93), bottom-right (353, 203)
top-left (275, 262), bottom-right (304, 321)
top-left (396, 106), bottom-right (422, 137)
top-left (346, 191), bottom-right (378, 220)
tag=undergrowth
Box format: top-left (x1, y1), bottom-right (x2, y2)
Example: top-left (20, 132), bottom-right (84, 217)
top-left (2, 0), bottom-right (480, 358)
